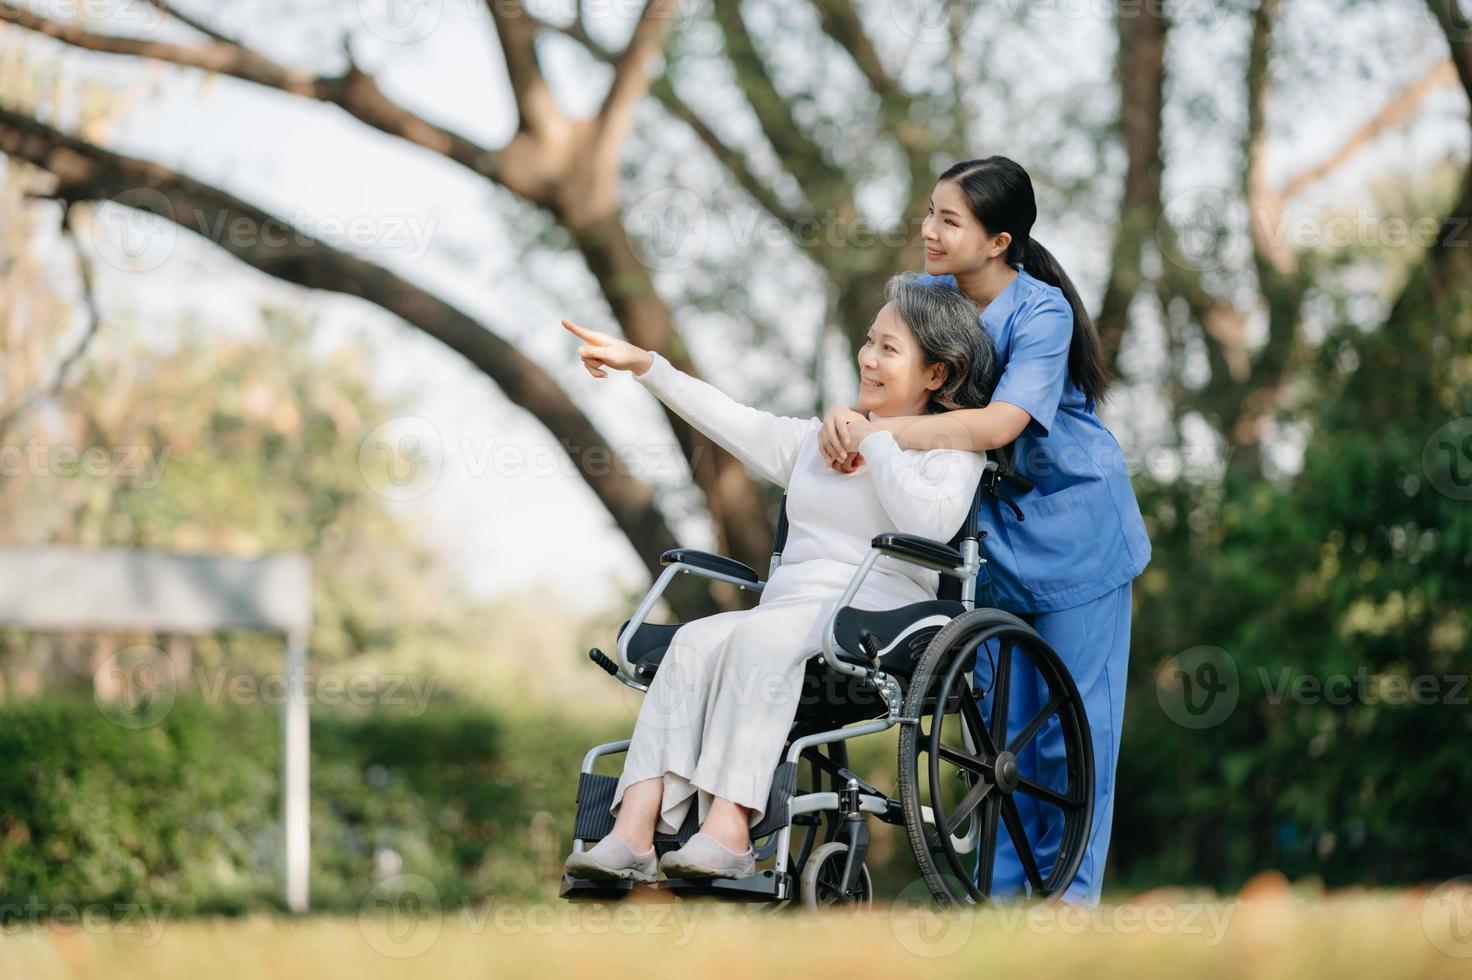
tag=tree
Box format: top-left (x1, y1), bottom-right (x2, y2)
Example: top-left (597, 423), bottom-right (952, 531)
top-left (0, 0), bottom-right (1465, 611)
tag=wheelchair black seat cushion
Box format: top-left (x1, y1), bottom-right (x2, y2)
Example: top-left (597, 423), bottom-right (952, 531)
top-left (618, 599), bottom-right (963, 683)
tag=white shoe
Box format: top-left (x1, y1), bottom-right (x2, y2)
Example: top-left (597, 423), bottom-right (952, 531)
top-left (563, 834), bottom-right (658, 883)
top-left (659, 832), bottom-right (756, 879)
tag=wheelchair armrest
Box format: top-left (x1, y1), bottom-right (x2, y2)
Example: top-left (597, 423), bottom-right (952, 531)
top-left (870, 533), bottom-right (965, 574)
top-left (660, 548), bottom-right (760, 585)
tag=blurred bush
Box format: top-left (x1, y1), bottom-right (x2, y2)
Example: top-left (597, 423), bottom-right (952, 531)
top-left (0, 695), bottom-right (629, 918)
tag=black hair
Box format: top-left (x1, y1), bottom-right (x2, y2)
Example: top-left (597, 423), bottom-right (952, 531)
top-left (938, 156), bottom-right (1110, 403)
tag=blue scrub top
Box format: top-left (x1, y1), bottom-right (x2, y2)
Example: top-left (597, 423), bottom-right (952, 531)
top-left (917, 268), bottom-right (1151, 613)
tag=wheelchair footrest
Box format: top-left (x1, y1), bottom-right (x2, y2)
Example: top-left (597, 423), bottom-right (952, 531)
top-left (559, 875), bottom-right (645, 901)
top-left (656, 870), bottom-right (788, 902)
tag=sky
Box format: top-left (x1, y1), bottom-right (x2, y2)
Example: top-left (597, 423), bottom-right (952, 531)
top-left (5, 0), bottom-right (1465, 615)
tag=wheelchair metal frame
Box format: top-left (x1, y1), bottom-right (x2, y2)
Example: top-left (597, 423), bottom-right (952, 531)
top-left (572, 464), bottom-right (1010, 902)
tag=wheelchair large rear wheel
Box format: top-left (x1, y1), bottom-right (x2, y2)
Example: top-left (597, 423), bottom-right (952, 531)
top-left (897, 609), bottom-right (1094, 905)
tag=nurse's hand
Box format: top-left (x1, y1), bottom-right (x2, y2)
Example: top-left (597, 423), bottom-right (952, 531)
top-left (561, 320), bottom-right (654, 378)
top-left (819, 404), bottom-right (868, 472)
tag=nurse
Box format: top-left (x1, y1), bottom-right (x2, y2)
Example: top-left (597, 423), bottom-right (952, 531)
top-left (818, 156), bottom-right (1151, 904)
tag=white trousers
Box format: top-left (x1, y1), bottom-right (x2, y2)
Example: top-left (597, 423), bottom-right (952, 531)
top-left (608, 591), bottom-right (832, 835)
top-left (608, 556), bottom-right (932, 836)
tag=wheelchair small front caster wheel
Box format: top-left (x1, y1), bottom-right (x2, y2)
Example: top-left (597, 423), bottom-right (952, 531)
top-left (799, 842), bottom-right (873, 910)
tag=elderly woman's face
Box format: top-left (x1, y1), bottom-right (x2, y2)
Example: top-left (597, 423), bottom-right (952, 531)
top-left (856, 303), bottom-right (944, 417)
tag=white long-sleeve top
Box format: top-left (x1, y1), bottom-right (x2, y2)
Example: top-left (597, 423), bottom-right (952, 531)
top-left (633, 351), bottom-right (988, 651)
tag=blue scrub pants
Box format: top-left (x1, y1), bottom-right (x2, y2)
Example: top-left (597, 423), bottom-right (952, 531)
top-left (971, 581), bottom-right (1132, 905)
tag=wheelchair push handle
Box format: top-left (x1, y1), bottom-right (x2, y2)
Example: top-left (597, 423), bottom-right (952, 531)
top-left (588, 647), bottom-right (620, 677)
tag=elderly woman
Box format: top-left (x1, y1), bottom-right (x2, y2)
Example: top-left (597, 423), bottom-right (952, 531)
top-left (559, 272), bottom-right (998, 882)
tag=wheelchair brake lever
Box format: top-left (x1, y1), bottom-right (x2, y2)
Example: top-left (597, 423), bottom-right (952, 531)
top-left (982, 462), bottom-right (1026, 522)
top-left (1000, 494), bottom-right (1025, 522)
top-left (858, 628), bottom-right (882, 663)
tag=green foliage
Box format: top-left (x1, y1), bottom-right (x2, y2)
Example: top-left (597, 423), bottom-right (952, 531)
top-left (0, 308), bottom-right (479, 677)
top-left (1111, 246), bottom-right (1472, 891)
top-left (0, 695), bottom-right (631, 918)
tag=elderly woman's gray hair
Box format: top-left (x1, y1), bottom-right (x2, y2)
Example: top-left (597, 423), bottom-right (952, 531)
top-left (883, 271), bottom-right (998, 412)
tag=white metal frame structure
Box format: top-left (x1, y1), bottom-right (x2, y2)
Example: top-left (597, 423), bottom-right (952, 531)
top-left (0, 546), bottom-right (314, 912)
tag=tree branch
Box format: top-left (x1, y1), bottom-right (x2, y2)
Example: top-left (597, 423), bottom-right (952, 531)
top-left (808, 0), bottom-right (930, 197)
top-left (531, 11), bottom-right (806, 230)
top-left (0, 105), bottom-right (696, 598)
top-left (1388, 0), bottom-right (1472, 320)
top-left (709, 0), bottom-right (848, 212)
top-left (1277, 59), bottom-right (1456, 203)
top-left (595, 0), bottom-right (679, 157)
top-left (0, 2), bottom-right (525, 191)
top-left (138, 0), bottom-right (238, 45)
top-left (484, 0), bottom-right (567, 143)
top-left (0, 201), bottom-right (103, 442)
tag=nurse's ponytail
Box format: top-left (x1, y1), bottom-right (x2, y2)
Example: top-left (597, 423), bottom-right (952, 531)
top-left (939, 157), bottom-right (1110, 404)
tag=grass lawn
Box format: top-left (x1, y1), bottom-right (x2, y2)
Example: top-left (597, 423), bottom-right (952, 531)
top-left (3, 880), bottom-right (1469, 979)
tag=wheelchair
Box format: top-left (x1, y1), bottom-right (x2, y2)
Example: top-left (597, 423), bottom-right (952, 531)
top-left (560, 459), bottom-right (1095, 909)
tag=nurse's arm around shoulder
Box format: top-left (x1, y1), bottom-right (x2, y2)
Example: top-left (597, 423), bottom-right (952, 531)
top-left (561, 318), bottom-right (813, 489)
top-left (832, 299), bottom-right (1073, 456)
top-left (856, 427), bottom-right (989, 544)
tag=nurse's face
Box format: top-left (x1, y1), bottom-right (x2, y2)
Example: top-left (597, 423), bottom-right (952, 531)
top-left (856, 302), bottom-right (946, 417)
top-left (922, 178), bottom-right (1009, 277)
